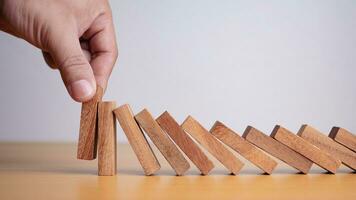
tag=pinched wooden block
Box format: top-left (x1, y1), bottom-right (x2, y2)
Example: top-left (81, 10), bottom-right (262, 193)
top-left (77, 86), bottom-right (103, 160)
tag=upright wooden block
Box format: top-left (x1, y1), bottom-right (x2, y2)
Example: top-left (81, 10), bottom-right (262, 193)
top-left (156, 111), bottom-right (214, 175)
top-left (271, 125), bottom-right (341, 174)
top-left (242, 126), bottom-right (313, 174)
top-left (181, 116), bottom-right (244, 175)
top-left (98, 101), bottom-right (117, 176)
top-left (135, 109), bottom-right (190, 176)
top-left (113, 104), bottom-right (160, 176)
top-left (298, 125), bottom-right (356, 170)
top-left (77, 86), bottom-right (103, 160)
top-left (329, 127), bottom-right (356, 152)
top-left (210, 121), bottom-right (277, 174)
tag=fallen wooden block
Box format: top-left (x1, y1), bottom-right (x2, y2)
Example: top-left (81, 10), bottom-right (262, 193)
top-left (329, 127), bottom-right (356, 152)
top-left (156, 111), bottom-right (214, 175)
top-left (242, 126), bottom-right (312, 174)
top-left (181, 116), bottom-right (244, 175)
top-left (114, 104), bottom-right (160, 176)
top-left (210, 121), bottom-right (277, 174)
top-left (98, 101), bottom-right (117, 176)
top-left (135, 109), bottom-right (190, 176)
top-left (271, 125), bottom-right (341, 174)
top-left (298, 125), bottom-right (356, 170)
top-left (77, 86), bottom-right (103, 160)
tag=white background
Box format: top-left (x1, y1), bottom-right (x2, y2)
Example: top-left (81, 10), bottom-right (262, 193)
top-left (0, 0), bottom-right (355, 142)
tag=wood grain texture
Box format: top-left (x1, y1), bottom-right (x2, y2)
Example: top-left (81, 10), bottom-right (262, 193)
top-left (135, 109), bottom-right (190, 176)
top-left (329, 127), bottom-right (356, 152)
top-left (181, 116), bottom-right (244, 174)
top-left (1, 143), bottom-right (356, 200)
top-left (242, 126), bottom-right (313, 174)
top-left (271, 125), bottom-right (341, 174)
top-left (77, 86), bottom-right (103, 160)
top-left (298, 125), bottom-right (356, 170)
top-left (113, 104), bottom-right (160, 176)
top-left (210, 121), bottom-right (277, 174)
top-left (2, 143), bottom-right (356, 200)
top-left (98, 101), bottom-right (117, 176)
top-left (156, 111), bottom-right (214, 175)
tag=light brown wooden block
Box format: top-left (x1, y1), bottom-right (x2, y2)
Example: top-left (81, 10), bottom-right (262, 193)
top-left (271, 125), bottom-right (341, 174)
top-left (298, 125), bottom-right (356, 170)
top-left (181, 116), bottom-right (244, 174)
top-left (135, 109), bottom-right (190, 176)
top-left (242, 126), bottom-right (312, 174)
top-left (77, 86), bottom-right (103, 160)
top-left (156, 111), bottom-right (214, 175)
top-left (210, 121), bottom-right (277, 174)
top-left (98, 101), bottom-right (117, 176)
top-left (329, 127), bottom-right (356, 152)
top-left (113, 104), bottom-right (160, 176)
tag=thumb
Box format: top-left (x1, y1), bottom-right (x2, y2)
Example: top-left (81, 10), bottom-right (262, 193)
top-left (48, 28), bottom-right (97, 102)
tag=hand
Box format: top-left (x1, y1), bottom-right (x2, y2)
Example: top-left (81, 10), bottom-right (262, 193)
top-left (0, 0), bottom-right (118, 102)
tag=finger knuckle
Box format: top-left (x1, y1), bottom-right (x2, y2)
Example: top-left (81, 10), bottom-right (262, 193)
top-left (58, 54), bottom-right (88, 71)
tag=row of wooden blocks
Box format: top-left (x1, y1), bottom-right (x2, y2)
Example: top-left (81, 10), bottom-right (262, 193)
top-left (77, 87), bottom-right (356, 176)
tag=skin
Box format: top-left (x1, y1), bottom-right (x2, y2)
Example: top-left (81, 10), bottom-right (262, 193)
top-left (0, 0), bottom-right (118, 102)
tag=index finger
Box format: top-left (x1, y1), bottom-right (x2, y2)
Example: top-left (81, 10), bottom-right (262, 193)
top-left (84, 13), bottom-right (118, 90)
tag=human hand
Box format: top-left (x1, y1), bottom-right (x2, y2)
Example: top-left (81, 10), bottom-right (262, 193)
top-left (0, 0), bottom-right (118, 102)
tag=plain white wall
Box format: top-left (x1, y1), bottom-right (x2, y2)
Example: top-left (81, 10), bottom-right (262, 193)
top-left (0, 0), bottom-right (355, 142)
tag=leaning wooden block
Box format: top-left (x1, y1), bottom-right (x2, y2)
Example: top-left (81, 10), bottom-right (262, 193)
top-left (135, 109), bottom-right (190, 176)
top-left (114, 104), bottom-right (160, 176)
top-left (98, 101), bottom-right (117, 176)
top-left (242, 126), bottom-right (312, 174)
top-left (77, 85), bottom-right (103, 160)
top-left (181, 116), bottom-right (244, 175)
top-left (271, 125), bottom-right (341, 174)
top-left (156, 111), bottom-right (214, 175)
top-left (210, 121), bottom-right (277, 174)
top-left (329, 127), bottom-right (356, 152)
top-left (298, 125), bottom-right (356, 170)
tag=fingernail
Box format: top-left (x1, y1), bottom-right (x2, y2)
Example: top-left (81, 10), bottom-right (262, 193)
top-left (67, 80), bottom-right (94, 100)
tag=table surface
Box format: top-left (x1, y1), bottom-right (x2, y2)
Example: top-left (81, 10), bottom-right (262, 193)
top-left (0, 142), bottom-right (354, 200)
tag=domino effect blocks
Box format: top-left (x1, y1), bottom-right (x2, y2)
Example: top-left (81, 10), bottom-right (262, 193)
top-left (77, 90), bottom-right (356, 176)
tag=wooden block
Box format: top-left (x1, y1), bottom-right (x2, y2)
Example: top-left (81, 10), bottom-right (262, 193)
top-left (329, 127), bottom-right (356, 152)
top-left (156, 111), bottom-right (214, 175)
top-left (135, 109), bottom-right (190, 176)
top-left (77, 86), bottom-right (103, 160)
top-left (271, 125), bottom-right (341, 174)
top-left (210, 121), bottom-right (277, 174)
top-left (113, 104), bottom-right (160, 176)
top-left (181, 116), bottom-right (244, 174)
top-left (298, 125), bottom-right (356, 170)
top-left (98, 101), bottom-right (117, 176)
top-left (242, 126), bottom-right (312, 174)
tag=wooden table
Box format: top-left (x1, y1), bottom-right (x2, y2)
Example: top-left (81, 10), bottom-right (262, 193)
top-left (0, 142), bottom-right (354, 200)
